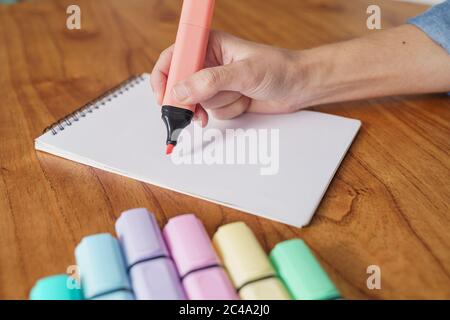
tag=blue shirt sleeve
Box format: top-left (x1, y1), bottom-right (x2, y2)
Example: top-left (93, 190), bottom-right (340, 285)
top-left (408, 0), bottom-right (450, 54)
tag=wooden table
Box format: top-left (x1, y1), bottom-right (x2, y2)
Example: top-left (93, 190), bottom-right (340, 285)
top-left (1, 0), bottom-right (449, 300)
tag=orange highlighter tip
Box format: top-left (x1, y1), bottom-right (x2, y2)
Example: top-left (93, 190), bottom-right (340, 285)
top-left (166, 144), bottom-right (175, 155)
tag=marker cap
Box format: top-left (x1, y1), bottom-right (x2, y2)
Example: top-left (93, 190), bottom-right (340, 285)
top-left (180, 0), bottom-right (215, 29)
top-left (75, 233), bottom-right (132, 300)
top-left (163, 214), bottom-right (220, 277)
top-left (270, 239), bottom-right (341, 300)
top-left (116, 208), bottom-right (186, 300)
top-left (29, 274), bottom-right (83, 300)
top-left (115, 208), bottom-right (169, 267)
top-left (213, 222), bottom-right (275, 288)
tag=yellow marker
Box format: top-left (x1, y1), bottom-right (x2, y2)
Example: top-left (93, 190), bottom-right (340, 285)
top-left (213, 222), bottom-right (291, 300)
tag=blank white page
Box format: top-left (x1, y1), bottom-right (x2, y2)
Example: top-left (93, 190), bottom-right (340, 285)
top-left (35, 74), bottom-right (361, 227)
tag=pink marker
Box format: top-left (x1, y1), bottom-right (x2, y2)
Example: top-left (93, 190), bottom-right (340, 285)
top-left (161, 0), bottom-right (215, 155)
top-left (163, 214), bottom-right (238, 300)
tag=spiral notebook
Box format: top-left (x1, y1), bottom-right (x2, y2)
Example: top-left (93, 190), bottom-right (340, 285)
top-left (35, 73), bottom-right (361, 227)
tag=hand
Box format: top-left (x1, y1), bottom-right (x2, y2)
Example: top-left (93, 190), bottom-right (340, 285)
top-left (151, 31), bottom-right (307, 127)
top-left (152, 26), bottom-right (450, 127)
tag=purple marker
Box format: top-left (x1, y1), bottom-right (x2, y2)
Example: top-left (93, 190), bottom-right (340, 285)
top-left (115, 208), bottom-right (186, 300)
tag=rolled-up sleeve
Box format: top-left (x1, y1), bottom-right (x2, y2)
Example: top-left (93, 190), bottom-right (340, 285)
top-left (408, 0), bottom-right (450, 54)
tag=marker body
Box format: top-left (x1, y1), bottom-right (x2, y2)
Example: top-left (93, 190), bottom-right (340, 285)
top-left (213, 222), bottom-right (291, 300)
top-left (270, 239), bottom-right (341, 300)
top-left (161, 0), bottom-right (215, 148)
top-left (115, 208), bottom-right (186, 300)
top-left (163, 214), bottom-right (238, 300)
top-left (75, 233), bottom-right (134, 300)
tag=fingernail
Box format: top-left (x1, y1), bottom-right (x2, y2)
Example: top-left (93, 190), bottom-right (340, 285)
top-left (172, 84), bottom-right (189, 103)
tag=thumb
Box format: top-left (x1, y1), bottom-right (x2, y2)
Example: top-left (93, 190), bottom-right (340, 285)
top-left (172, 61), bottom-right (250, 105)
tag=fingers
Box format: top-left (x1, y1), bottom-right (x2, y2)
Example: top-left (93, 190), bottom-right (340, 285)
top-left (194, 94), bottom-right (250, 126)
top-left (152, 31), bottom-right (259, 125)
top-left (193, 105), bottom-right (209, 127)
top-left (151, 45), bottom-right (174, 105)
top-left (211, 96), bottom-right (251, 120)
top-left (171, 61), bottom-right (251, 106)
top-left (201, 91), bottom-right (242, 110)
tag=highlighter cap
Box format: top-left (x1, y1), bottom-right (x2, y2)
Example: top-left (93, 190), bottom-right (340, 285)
top-left (116, 208), bottom-right (170, 267)
top-left (29, 274), bottom-right (83, 300)
top-left (163, 214), bottom-right (220, 277)
top-left (75, 233), bottom-right (131, 299)
top-left (270, 239), bottom-right (341, 300)
top-left (180, 0), bottom-right (215, 29)
top-left (213, 222), bottom-right (275, 288)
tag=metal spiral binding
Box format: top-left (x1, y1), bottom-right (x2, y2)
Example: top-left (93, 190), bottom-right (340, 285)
top-left (44, 74), bottom-right (146, 135)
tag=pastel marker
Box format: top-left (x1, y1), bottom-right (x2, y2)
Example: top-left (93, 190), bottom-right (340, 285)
top-left (270, 239), bottom-right (341, 300)
top-left (75, 233), bottom-right (134, 300)
top-left (213, 222), bottom-right (291, 300)
top-left (161, 0), bottom-right (215, 154)
top-left (115, 208), bottom-right (186, 300)
top-left (29, 274), bottom-right (83, 300)
top-left (163, 214), bottom-right (238, 300)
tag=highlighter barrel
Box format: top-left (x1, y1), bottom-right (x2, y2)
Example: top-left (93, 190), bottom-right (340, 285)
top-left (213, 222), bottom-right (291, 300)
top-left (115, 208), bottom-right (186, 300)
top-left (161, 0), bottom-right (215, 149)
top-left (29, 275), bottom-right (83, 300)
top-left (75, 234), bottom-right (134, 300)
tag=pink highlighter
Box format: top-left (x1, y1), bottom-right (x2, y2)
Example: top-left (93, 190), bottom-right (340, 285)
top-left (163, 214), bottom-right (239, 300)
top-left (161, 0), bottom-right (215, 155)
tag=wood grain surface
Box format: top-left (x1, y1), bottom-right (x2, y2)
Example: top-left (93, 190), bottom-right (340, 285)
top-left (1, 0), bottom-right (449, 300)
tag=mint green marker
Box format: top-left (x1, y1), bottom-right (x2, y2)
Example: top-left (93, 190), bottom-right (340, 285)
top-left (270, 239), bottom-right (341, 300)
top-left (30, 274), bottom-right (83, 300)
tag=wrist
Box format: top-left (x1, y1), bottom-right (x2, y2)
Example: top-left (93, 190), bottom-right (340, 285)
top-left (290, 48), bottom-right (333, 108)
top-left (292, 41), bottom-right (383, 108)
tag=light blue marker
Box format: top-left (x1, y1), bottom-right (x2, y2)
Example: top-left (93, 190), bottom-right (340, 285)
top-left (30, 274), bottom-right (83, 300)
top-left (75, 233), bottom-right (134, 300)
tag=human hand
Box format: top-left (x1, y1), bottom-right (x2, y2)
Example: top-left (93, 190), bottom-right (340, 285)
top-left (151, 31), bottom-right (307, 127)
